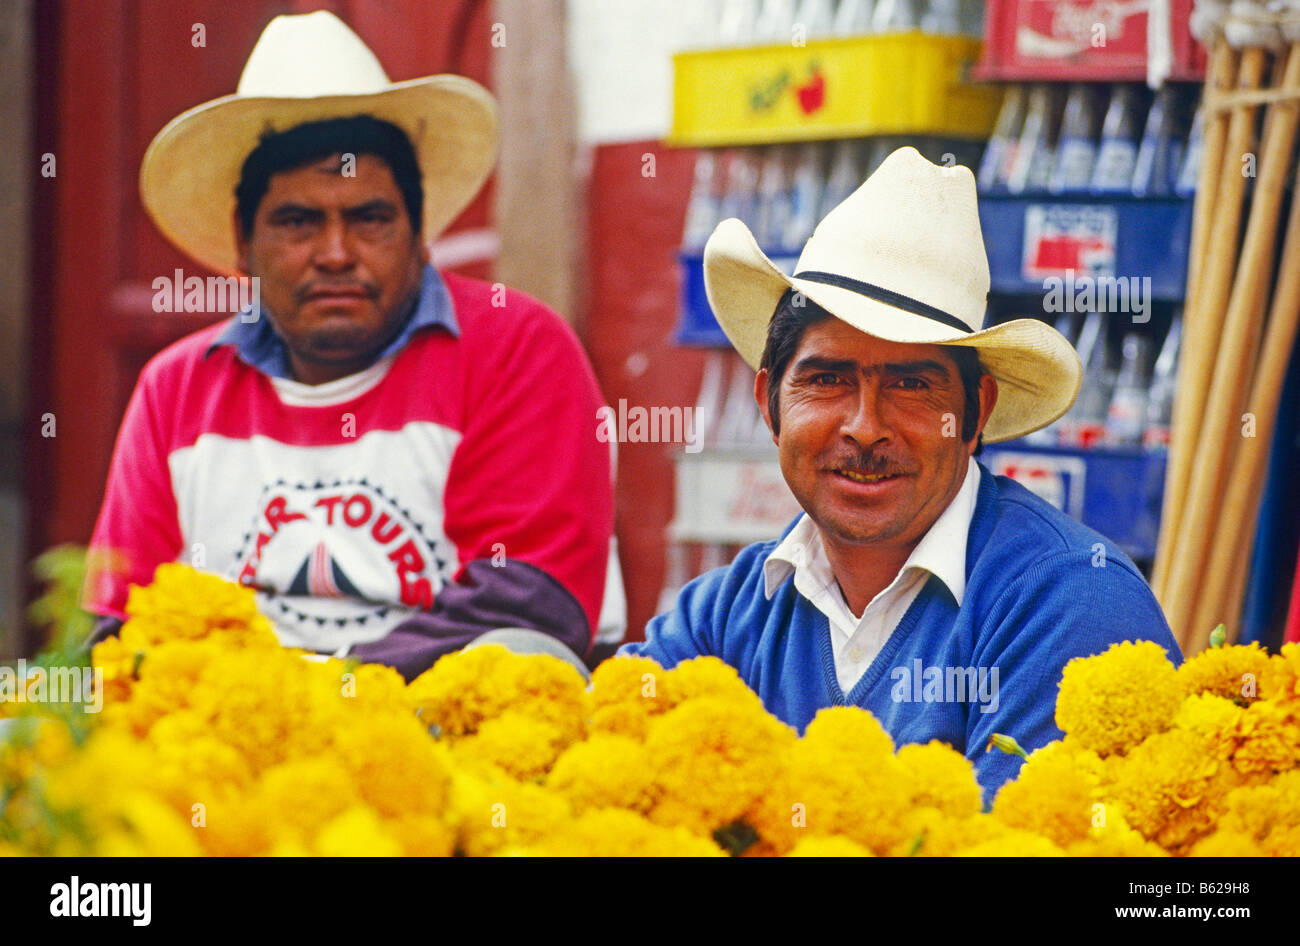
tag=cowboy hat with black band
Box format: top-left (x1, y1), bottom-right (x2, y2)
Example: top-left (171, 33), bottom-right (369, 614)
top-left (703, 146), bottom-right (1082, 444)
top-left (139, 10), bottom-right (497, 275)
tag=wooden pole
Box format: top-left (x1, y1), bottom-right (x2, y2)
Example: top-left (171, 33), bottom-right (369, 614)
top-left (1189, 108), bottom-right (1300, 648)
top-left (1155, 45), bottom-right (1268, 634)
top-left (1165, 45), bottom-right (1296, 647)
top-left (1152, 41), bottom-right (1242, 599)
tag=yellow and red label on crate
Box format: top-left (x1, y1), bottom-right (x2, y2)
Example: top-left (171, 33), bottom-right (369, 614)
top-left (668, 34), bottom-right (1001, 147)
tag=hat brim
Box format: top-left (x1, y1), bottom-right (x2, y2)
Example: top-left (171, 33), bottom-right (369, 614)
top-left (139, 75), bottom-right (498, 274)
top-left (703, 218), bottom-right (1083, 444)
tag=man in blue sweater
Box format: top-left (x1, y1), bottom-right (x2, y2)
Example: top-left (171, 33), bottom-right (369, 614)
top-left (621, 148), bottom-right (1181, 803)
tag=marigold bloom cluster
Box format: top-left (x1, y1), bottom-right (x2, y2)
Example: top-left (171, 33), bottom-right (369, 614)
top-left (2, 566), bottom-right (1295, 856)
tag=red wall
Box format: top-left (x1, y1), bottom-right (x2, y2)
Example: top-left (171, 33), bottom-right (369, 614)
top-left (581, 141), bottom-right (704, 642)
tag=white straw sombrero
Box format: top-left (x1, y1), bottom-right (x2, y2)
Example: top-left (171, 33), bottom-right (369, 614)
top-left (703, 146), bottom-right (1082, 443)
top-left (139, 10), bottom-right (498, 274)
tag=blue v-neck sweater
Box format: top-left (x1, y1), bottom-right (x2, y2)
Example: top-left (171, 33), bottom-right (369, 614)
top-left (621, 461), bottom-right (1182, 805)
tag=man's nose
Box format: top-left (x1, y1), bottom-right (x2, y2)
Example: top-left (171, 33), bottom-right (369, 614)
top-left (840, 382), bottom-right (892, 446)
top-left (312, 218), bottom-right (356, 269)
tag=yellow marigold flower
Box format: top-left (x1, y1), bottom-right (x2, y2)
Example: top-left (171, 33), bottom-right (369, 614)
top-left (991, 740), bottom-right (1102, 847)
top-left (802, 705), bottom-right (896, 759)
top-left (121, 563), bottom-right (277, 648)
top-left (751, 707), bottom-right (908, 856)
top-left (1108, 727), bottom-right (1242, 854)
top-left (589, 701), bottom-right (651, 741)
top-left (1055, 640), bottom-right (1181, 757)
top-left (1260, 642), bottom-right (1300, 702)
top-left (1211, 769), bottom-right (1300, 857)
top-left (507, 657), bottom-right (590, 745)
top-left (451, 711), bottom-right (569, 781)
top-left (660, 656), bottom-right (766, 712)
top-left (266, 838), bottom-right (314, 857)
top-left (313, 806), bottom-right (403, 857)
top-left (1065, 809), bottom-right (1168, 857)
top-left (589, 654), bottom-right (665, 714)
top-left (147, 718), bottom-right (255, 816)
top-left (1178, 641), bottom-right (1270, 704)
top-left (1173, 692), bottom-right (1244, 762)
top-left (450, 768), bottom-right (573, 857)
top-left (1232, 698), bottom-right (1300, 776)
top-left (254, 757), bottom-right (360, 841)
top-left (95, 792), bottom-right (203, 857)
top-left (954, 830), bottom-right (1066, 856)
top-left (894, 810), bottom-right (1013, 857)
top-left (521, 807), bottom-right (727, 857)
top-left (332, 713), bottom-right (453, 820)
top-left (409, 645), bottom-right (512, 733)
top-left (897, 740), bottom-right (981, 817)
top-left (42, 729), bottom-right (163, 833)
top-left (786, 836), bottom-right (873, 857)
top-left (388, 813), bottom-right (456, 857)
top-left (546, 734), bottom-right (657, 813)
top-left (409, 645), bottom-right (587, 744)
top-left (194, 793), bottom-right (278, 856)
top-left (119, 638), bottom-right (228, 736)
top-left (1188, 831), bottom-right (1266, 857)
top-left (89, 634), bottom-right (140, 707)
top-left (179, 646), bottom-right (352, 773)
top-left (644, 695), bottom-right (796, 840)
top-left (337, 660), bottom-right (410, 717)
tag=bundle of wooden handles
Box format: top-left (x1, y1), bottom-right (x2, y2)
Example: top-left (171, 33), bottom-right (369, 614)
top-left (1152, 0), bottom-right (1300, 654)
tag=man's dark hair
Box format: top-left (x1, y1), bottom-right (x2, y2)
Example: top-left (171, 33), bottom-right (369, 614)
top-left (234, 115), bottom-right (423, 238)
top-left (758, 290), bottom-right (986, 452)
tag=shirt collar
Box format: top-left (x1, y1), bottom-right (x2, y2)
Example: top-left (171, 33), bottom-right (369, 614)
top-left (204, 263), bottom-right (458, 379)
top-left (763, 457), bottom-right (981, 606)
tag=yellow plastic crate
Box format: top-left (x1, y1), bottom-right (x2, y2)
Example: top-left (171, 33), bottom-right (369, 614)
top-left (668, 33), bottom-right (1002, 147)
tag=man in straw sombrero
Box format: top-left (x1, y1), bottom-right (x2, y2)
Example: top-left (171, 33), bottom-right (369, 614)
top-left (623, 147), bottom-right (1181, 801)
top-left (82, 11), bottom-right (613, 678)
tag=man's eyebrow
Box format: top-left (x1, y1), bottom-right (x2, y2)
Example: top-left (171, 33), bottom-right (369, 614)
top-left (343, 198), bottom-right (400, 216)
top-left (790, 355), bottom-right (859, 375)
top-left (264, 198), bottom-right (399, 220)
top-left (790, 356), bottom-right (952, 377)
top-left (265, 202), bottom-right (323, 218)
top-left (880, 359), bottom-right (951, 378)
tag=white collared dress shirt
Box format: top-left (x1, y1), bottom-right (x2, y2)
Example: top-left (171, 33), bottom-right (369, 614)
top-left (762, 458), bottom-right (982, 693)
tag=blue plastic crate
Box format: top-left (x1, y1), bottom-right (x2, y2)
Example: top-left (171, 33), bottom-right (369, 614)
top-left (977, 194), bottom-right (1193, 302)
top-left (982, 440), bottom-right (1167, 562)
top-left (677, 250), bottom-right (800, 347)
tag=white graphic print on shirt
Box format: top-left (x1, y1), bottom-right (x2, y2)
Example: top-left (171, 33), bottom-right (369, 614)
top-left (167, 424), bottom-right (462, 651)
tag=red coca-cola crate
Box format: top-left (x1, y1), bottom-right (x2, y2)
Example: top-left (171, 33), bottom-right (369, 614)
top-left (977, 0), bottom-right (1207, 82)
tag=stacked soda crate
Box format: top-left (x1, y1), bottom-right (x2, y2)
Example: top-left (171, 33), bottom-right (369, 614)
top-left (972, 0), bottom-right (1206, 567)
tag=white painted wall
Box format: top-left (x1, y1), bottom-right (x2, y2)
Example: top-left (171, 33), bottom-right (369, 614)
top-left (566, 0), bottom-right (721, 144)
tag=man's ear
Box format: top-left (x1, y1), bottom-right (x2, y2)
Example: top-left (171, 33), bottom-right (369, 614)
top-left (233, 208), bottom-right (251, 275)
top-left (755, 367), bottom-right (778, 444)
top-left (973, 373), bottom-right (999, 447)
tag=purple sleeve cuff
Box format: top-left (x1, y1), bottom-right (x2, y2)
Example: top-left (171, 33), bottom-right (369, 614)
top-left (82, 615), bottom-right (124, 652)
top-left (348, 559), bottom-right (592, 681)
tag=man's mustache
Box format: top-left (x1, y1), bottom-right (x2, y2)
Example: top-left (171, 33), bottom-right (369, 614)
top-left (822, 451), bottom-right (911, 476)
top-left (296, 281), bottom-right (378, 300)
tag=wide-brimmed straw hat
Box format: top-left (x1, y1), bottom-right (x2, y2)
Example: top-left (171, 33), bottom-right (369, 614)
top-left (139, 10), bottom-right (498, 274)
top-left (703, 146), bottom-right (1082, 443)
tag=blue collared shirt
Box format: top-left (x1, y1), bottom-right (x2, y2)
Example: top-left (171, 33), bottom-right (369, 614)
top-left (205, 263), bottom-right (459, 378)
